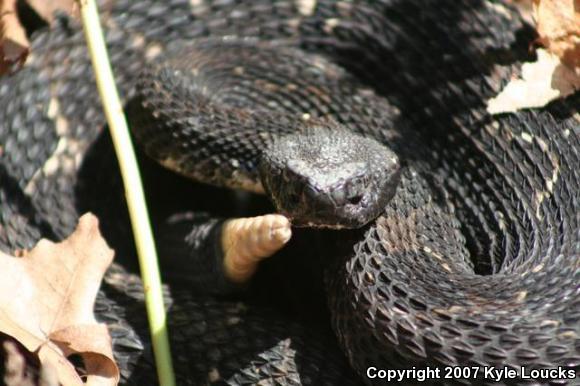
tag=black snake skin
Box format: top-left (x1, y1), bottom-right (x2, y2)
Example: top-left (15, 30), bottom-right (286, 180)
top-left (0, 0), bottom-right (579, 385)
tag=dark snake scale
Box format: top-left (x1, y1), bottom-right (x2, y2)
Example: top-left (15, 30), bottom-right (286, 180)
top-left (1, 1), bottom-right (579, 385)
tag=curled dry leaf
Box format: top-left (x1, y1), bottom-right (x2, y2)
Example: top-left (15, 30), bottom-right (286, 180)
top-left (0, 0), bottom-right (30, 75)
top-left (0, 213), bottom-right (119, 386)
top-left (487, 48), bottom-right (580, 114)
top-left (533, 0), bottom-right (580, 68)
top-left (488, 0), bottom-right (579, 113)
top-left (0, 0), bottom-right (78, 76)
top-left (26, 0), bottom-right (78, 24)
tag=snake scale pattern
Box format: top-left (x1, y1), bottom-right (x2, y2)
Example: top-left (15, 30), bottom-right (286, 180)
top-left (0, 0), bottom-right (579, 385)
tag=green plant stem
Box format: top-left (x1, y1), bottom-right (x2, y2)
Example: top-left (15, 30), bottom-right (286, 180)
top-left (76, 0), bottom-right (176, 384)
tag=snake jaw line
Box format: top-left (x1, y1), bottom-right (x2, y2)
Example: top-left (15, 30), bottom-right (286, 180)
top-left (222, 214), bottom-right (292, 283)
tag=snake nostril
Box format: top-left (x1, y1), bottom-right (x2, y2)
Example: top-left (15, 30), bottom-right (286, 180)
top-left (348, 195), bottom-right (363, 205)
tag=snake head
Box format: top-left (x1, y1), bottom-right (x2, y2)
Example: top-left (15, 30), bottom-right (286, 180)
top-left (260, 126), bottom-right (401, 229)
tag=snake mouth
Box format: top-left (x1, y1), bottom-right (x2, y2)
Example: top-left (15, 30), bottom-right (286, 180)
top-left (259, 126), bottom-right (401, 229)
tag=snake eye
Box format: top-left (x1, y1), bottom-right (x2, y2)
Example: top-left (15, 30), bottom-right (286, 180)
top-left (289, 193), bottom-right (299, 204)
top-left (287, 191), bottom-right (300, 206)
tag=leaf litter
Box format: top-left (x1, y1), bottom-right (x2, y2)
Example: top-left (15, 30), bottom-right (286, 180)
top-left (0, 0), bottom-right (578, 384)
top-left (488, 0), bottom-right (579, 113)
top-left (0, 214), bottom-right (119, 386)
top-left (0, 0), bottom-right (76, 75)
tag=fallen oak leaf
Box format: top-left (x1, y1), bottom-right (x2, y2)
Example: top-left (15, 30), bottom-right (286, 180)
top-left (0, 271), bottom-right (87, 386)
top-left (25, 0), bottom-right (78, 24)
top-left (0, 213), bottom-right (119, 386)
top-left (50, 324), bottom-right (117, 385)
top-left (0, 0), bottom-right (30, 75)
top-left (0, 0), bottom-right (79, 76)
top-left (488, 0), bottom-right (579, 113)
top-left (533, 0), bottom-right (580, 69)
top-left (486, 48), bottom-right (580, 114)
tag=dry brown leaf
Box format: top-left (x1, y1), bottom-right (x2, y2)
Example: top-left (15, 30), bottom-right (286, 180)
top-left (0, 213), bottom-right (119, 386)
top-left (26, 0), bottom-right (78, 23)
top-left (489, 0), bottom-right (579, 113)
top-left (0, 0), bottom-right (79, 76)
top-left (0, 0), bottom-right (30, 75)
top-left (533, 0), bottom-right (580, 68)
top-left (487, 49), bottom-right (580, 114)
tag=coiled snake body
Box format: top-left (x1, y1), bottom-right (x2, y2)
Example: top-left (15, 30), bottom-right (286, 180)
top-left (0, 0), bottom-right (579, 385)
